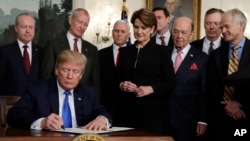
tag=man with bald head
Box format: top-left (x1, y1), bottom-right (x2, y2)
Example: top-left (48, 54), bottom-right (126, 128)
top-left (168, 16), bottom-right (208, 141)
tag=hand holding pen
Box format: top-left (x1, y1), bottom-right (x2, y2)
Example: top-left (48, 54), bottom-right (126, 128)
top-left (40, 113), bottom-right (65, 130)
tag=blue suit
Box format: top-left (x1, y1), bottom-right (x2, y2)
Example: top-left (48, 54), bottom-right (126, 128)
top-left (0, 41), bottom-right (41, 96)
top-left (6, 77), bottom-right (112, 129)
top-left (168, 46), bottom-right (208, 141)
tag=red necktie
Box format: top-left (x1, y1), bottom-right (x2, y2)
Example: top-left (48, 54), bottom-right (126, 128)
top-left (23, 45), bottom-right (30, 74)
top-left (160, 36), bottom-right (166, 46)
top-left (174, 50), bottom-right (182, 73)
top-left (73, 38), bottom-right (79, 52)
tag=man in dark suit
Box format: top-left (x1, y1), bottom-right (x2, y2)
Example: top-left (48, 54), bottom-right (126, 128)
top-left (7, 50), bottom-right (112, 130)
top-left (41, 8), bottom-right (100, 99)
top-left (191, 8), bottom-right (224, 55)
top-left (99, 20), bottom-right (130, 126)
top-left (0, 13), bottom-right (41, 96)
top-left (152, 7), bottom-right (174, 47)
top-left (207, 8), bottom-right (250, 140)
top-left (168, 17), bottom-right (208, 141)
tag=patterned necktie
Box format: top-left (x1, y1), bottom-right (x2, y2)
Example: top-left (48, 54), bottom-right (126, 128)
top-left (23, 45), bottom-right (30, 74)
top-left (208, 41), bottom-right (214, 55)
top-left (62, 90), bottom-right (72, 128)
top-left (174, 50), bottom-right (182, 73)
top-left (160, 36), bottom-right (166, 46)
top-left (224, 45), bottom-right (239, 100)
top-left (73, 38), bottom-right (79, 52)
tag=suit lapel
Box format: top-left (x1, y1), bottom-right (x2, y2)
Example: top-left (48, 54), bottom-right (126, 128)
top-left (30, 43), bottom-right (39, 75)
top-left (239, 38), bottom-right (250, 67)
top-left (48, 78), bottom-right (60, 114)
top-left (107, 46), bottom-right (116, 68)
top-left (176, 47), bottom-right (196, 74)
top-left (11, 42), bottom-right (27, 75)
top-left (81, 39), bottom-right (88, 56)
top-left (73, 85), bottom-right (85, 119)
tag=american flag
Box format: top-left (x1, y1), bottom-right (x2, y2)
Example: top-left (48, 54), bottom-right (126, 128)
top-left (121, 0), bottom-right (131, 45)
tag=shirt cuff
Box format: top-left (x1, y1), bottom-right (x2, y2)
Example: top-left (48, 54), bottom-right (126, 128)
top-left (30, 118), bottom-right (45, 130)
top-left (98, 115), bottom-right (111, 128)
top-left (198, 121), bottom-right (207, 125)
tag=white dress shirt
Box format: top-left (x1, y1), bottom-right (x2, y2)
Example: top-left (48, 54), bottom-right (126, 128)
top-left (67, 31), bottom-right (82, 52)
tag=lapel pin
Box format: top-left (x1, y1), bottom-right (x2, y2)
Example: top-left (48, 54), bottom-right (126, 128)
top-left (85, 48), bottom-right (88, 52)
top-left (78, 97), bottom-right (82, 101)
top-left (190, 54), bottom-right (193, 57)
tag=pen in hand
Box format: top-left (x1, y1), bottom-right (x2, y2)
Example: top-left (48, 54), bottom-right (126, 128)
top-left (61, 125), bottom-right (65, 130)
top-left (50, 107), bottom-right (65, 130)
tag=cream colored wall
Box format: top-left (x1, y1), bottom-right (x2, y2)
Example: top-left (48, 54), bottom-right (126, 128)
top-left (72, 0), bottom-right (145, 49)
top-left (200, 0), bottom-right (250, 38)
top-left (72, 0), bottom-right (250, 47)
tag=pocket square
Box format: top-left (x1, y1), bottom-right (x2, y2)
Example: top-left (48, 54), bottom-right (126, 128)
top-left (190, 63), bottom-right (198, 70)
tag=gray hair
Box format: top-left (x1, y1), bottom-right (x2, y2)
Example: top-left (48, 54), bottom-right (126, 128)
top-left (225, 8), bottom-right (247, 31)
top-left (113, 20), bottom-right (130, 31)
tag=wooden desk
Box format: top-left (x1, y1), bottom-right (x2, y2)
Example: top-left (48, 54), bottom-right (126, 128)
top-left (0, 127), bottom-right (174, 141)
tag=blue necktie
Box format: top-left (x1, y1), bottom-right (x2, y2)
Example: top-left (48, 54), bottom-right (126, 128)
top-left (62, 90), bottom-right (72, 128)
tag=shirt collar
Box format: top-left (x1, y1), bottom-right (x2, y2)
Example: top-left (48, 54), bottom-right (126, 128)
top-left (57, 80), bottom-right (74, 96)
top-left (156, 30), bottom-right (170, 39)
top-left (173, 43), bottom-right (191, 55)
top-left (17, 39), bottom-right (32, 48)
top-left (229, 37), bottom-right (246, 48)
top-left (204, 36), bottom-right (222, 47)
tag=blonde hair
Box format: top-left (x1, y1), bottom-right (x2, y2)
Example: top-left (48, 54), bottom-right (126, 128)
top-left (55, 50), bottom-right (87, 71)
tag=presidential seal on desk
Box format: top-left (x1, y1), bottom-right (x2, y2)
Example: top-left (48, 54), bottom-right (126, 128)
top-left (72, 134), bottom-right (106, 141)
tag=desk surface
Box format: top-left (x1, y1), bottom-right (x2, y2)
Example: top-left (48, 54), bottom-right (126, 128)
top-left (0, 127), bottom-right (174, 141)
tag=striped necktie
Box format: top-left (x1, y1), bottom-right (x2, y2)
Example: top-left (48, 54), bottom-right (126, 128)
top-left (224, 45), bottom-right (239, 100)
top-left (73, 38), bottom-right (79, 52)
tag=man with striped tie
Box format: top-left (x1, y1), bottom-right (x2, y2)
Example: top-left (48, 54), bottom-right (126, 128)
top-left (207, 8), bottom-right (250, 140)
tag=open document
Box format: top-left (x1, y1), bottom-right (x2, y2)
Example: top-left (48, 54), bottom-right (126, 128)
top-left (51, 127), bottom-right (134, 134)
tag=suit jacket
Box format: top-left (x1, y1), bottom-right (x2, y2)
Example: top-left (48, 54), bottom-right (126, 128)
top-left (191, 37), bottom-right (225, 53)
top-left (207, 37), bottom-right (250, 119)
top-left (6, 77), bottom-right (112, 129)
top-left (168, 45), bottom-right (208, 130)
top-left (98, 45), bottom-right (122, 125)
top-left (0, 41), bottom-right (41, 96)
top-left (41, 34), bottom-right (100, 99)
top-left (117, 39), bottom-right (176, 133)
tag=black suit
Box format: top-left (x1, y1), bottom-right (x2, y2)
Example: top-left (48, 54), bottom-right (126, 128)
top-left (0, 41), bottom-right (41, 96)
top-left (191, 37), bottom-right (225, 53)
top-left (41, 34), bottom-right (100, 99)
top-left (98, 45), bottom-right (122, 126)
top-left (117, 39), bottom-right (176, 134)
top-left (207, 37), bottom-right (250, 140)
top-left (6, 77), bottom-right (112, 129)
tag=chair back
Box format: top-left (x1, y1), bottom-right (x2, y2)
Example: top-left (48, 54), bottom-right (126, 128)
top-left (0, 96), bottom-right (21, 127)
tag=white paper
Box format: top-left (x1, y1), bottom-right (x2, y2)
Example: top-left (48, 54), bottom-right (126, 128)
top-left (51, 126), bottom-right (134, 134)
